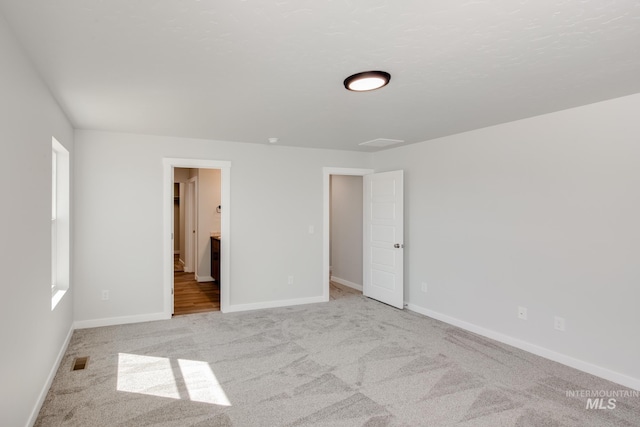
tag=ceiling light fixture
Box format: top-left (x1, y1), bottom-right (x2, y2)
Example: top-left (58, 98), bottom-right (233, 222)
top-left (344, 71), bottom-right (391, 92)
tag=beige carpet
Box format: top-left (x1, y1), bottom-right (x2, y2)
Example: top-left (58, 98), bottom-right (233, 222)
top-left (36, 285), bottom-right (640, 426)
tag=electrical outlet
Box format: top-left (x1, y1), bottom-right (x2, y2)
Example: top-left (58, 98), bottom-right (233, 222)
top-left (518, 306), bottom-right (527, 320)
top-left (288, 276), bottom-right (294, 285)
top-left (554, 316), bottom-right (565, 331)
top-left (421, 282), bottom-right (428, 293)
top-left (101, 290), bottom-right (109, 301)
top-left (308, 225), bottom-right (315, 234)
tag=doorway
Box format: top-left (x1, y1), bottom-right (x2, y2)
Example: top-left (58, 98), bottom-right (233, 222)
top-left (322, 167), bottom-right (373, 301)
top-left (173, 168), bottom-right (221, 315)
top-left (322, 167), bottom-right (405, 308)
top-left (163, 158), bottom-right (231, 317)
top-left (329, 174), bottom-right (364, 300)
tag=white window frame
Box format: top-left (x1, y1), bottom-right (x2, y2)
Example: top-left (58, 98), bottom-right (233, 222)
top-left (52, 137), bottom-right (70, 310)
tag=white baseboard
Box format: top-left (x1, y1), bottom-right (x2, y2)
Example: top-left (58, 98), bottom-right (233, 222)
top-left (74, 312), bottom-right (169, 329)
top-left (331, 276), bottom-right (363, 292)
top-left (406, 303), bottom-right (640, 392)
top-left (225, 295), bottom-right (325, 313)
top-left (195, 275), bottom-right (214, 283)
top-left (28, 324), bottom-right (74, 427)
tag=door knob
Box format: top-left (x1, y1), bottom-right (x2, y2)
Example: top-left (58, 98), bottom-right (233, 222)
top-left (394, 243), bottom-right (404, 248)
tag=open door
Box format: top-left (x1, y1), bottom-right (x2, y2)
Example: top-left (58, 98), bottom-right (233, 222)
top-left (363, 170), bottom-right (404, 309)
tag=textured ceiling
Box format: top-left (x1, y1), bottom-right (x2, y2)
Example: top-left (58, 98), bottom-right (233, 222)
top-left (1, 0), bottom-right (639, 151)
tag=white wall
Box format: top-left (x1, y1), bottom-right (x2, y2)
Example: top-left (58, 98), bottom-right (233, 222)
top-left (0, 14), bottom-right (74, 427)
top-left (73, 130), bottom-right (371, 322)
top-left (330, 175), bottom-right (363, 286)
top-left (373, 93), bottom-right (640, 387)
top-left (196, 168), bottom-right (221, 280)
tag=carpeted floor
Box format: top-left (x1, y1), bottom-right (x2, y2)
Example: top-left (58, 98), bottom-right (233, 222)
top-left (36, 284), bottom-right (640, 426)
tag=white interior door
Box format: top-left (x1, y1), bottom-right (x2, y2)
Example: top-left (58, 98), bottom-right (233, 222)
top-left (363, 170), bottom-right (404, 309)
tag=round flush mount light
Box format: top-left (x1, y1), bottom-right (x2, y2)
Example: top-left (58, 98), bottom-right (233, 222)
top-left (344, 71), bottom-right (391, 92)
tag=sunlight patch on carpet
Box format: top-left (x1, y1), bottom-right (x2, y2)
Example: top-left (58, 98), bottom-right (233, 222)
top-left (117, 353), bottom-right (231, 406)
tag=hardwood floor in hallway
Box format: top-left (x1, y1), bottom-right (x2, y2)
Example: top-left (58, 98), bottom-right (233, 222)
top-left (173, 255), bottom-right (220, 316)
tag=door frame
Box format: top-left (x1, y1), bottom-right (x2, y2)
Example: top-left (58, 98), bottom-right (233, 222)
top-left (184, 176), bottom-right (197, 273)
top-left (322, 167), bottom-right (374, 301)
top-left (163, 158), bottom-right (232, 315)
top-left (177, 181), bottom-right (186, 262)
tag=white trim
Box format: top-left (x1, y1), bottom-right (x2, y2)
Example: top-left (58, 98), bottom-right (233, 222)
top-left (51, 289), bottom-right (67, 311)
top-left (331, 276), bottom-right (363, 291)
top-left (322, 167), bottom-right (373, 303)
top-left (163, 158), bottom-right (231, 315)
top-left (27, 324), bottom-right (74, 427)
top-left (74, 312), bottom-right (169, 329)
top-left (51, 137), bottom-right (70, 310)
top-left (184, 176), bottom-right (198, 273)
top-left (196, 275), bottom-right (214, 283)
top-left (406, 303), bottom-right (640, 392)
top-left (226, 295), bottom-right (326, 313)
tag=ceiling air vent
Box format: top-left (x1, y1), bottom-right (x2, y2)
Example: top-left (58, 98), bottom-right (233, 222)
top-left (358, 138), bottom-right (404, 148)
